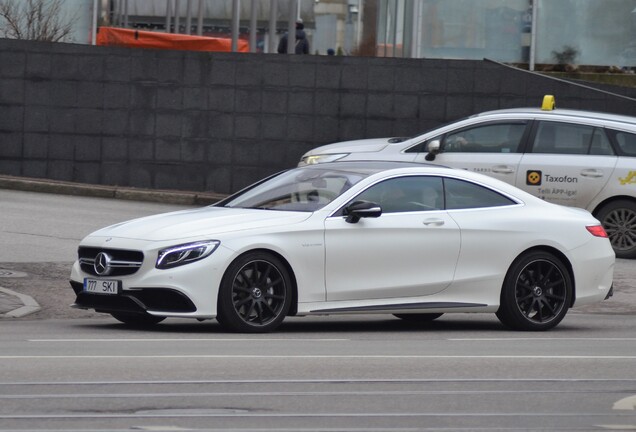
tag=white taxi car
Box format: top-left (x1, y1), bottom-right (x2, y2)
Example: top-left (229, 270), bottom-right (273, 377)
top-left (300, 97), bottom-right (636, 258)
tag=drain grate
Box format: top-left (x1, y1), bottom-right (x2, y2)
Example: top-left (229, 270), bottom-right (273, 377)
top-left (0, 270), bottom-right (28, 278)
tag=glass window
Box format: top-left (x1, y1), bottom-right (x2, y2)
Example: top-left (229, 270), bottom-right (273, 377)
top-left (444, 178), bottom-right (516, 209)
top-left (531, 122), bottom-right (613, 155)
top-left (221, 166), bottom-right (370, 212)
top-left (613, 131), bottom-right (636, 156)
top-left (443, 123), bottom-right (527, 153)
top-left (353, 176), bottom-right (444, 213)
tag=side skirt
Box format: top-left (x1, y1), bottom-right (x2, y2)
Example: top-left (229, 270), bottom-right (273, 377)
top-left (310, 302), bottom-right (487, 314)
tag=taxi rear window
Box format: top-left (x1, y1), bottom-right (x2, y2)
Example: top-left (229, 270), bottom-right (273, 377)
top-left (613, 131), bottom-right (636, 157)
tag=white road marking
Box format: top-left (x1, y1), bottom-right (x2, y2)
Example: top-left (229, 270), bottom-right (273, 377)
top-left (28, 338), bottom-right (349, 342)
top-left (448, 338), bottom-right (636, 341)
top-left (1, 412), bottom-right (634, 420)
top-left (3, 378), bottom-right (636, 386)
top-left (2, 355), bottom-right (636, 359)
top-left (614, 395), bottom-right (636, 410)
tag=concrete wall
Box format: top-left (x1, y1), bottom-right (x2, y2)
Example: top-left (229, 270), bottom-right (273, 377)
top-left (1, 38), bottom-right (636, 194)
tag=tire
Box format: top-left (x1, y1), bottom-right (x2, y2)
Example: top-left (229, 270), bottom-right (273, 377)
top-left (496, 251), bottom-right (572, 331)
top-left (216, 252), bottom-right (292, 333)
top-left (111, 312), bottom-right (165, 326)
top-left (596, 200), bottom-right (636, 259)
top-left (394, 313), bottom-right (443, 322)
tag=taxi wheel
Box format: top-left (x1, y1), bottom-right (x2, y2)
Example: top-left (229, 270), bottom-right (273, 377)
top-left (111, 312), bottom-right (165, 326)
top-left (217, 252), bottom-right (292, 333)
top-left (596, 200), bottom-right (636, 259)
top-left (496, 251), bottom-right (572, 331)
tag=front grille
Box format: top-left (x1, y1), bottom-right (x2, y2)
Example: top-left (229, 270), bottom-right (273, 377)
top-left (78, 247), bottom-right (144, 276)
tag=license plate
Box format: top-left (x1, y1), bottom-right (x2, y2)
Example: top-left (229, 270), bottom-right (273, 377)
top-left (84, 278), bottom-right (120, 295)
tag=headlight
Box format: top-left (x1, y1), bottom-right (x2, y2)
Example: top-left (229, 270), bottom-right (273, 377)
top-left (156, 240), bottom-right (220, 269)
top-left (299, 153), bottom-right (349, 166)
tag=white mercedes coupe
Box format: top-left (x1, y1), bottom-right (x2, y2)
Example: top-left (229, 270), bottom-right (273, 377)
top-left (70, 162), bottom-right (615, 332)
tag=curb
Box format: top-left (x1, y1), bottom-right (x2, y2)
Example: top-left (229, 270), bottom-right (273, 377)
top-left (0, 287), bottom-right (41, 318)
top-left (0, 175), bottom-right (227, 206)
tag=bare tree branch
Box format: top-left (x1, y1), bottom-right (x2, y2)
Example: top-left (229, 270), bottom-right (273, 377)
top-left (0, 0), bottom-right (78, 42)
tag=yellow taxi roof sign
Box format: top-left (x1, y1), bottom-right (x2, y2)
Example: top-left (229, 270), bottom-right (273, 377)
top-left (541, 95), bottom-right (556, 111)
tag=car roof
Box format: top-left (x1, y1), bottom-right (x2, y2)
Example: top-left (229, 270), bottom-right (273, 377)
top-left (300, 160), bottom-right (431, 173)
top-left (472, 107), bottom-right (636, 126)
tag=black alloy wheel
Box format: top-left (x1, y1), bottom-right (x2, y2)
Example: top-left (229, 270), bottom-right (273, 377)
top-left (111, 312), bottom-right (165, 326)
top-left (596, 200), bottom-right (636, 259)
top-left (496, 251), bottom-right (572, 331)
top-left (217, 252), bottom-right (292, 333)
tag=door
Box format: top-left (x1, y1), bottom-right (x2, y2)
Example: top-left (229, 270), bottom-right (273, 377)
top-left (516, 121), bottom-right (618, 208)
top-left (324, 176), bottom-right (461, 301)
top-left (412, 121), bottom-right (528, 186)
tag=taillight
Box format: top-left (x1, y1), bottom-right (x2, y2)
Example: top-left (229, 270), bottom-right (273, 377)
top-left (586, 225), bottom-right (608, 238)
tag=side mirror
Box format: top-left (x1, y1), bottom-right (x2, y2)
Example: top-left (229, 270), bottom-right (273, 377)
top-left (344, 200), bottom-right (382, 224)
top-left (425, 139), bottom-right (441, 161)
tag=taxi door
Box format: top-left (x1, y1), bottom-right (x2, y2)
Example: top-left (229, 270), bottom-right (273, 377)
top-left (516, 121), bottom-right (618, 209)
top-left (413, 121), bottom-right (528, 187)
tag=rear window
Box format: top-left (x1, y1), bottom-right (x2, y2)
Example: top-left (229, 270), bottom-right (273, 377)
top-left (613, 131), bottom-right (636, 156)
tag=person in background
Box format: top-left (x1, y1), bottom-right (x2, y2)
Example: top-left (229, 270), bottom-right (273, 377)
top-left (277, 19), bottom-right (310, 54)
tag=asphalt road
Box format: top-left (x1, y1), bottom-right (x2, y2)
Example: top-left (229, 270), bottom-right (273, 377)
top-left (2, 314), bottom-right (636, 431)
top-left (1, 189), bottom-right (636, 431)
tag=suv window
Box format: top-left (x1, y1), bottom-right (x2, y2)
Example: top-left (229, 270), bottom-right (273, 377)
top-left (444, 178), bottom-right (516, 209)
top-left (531, 121), bottom-right (614, 155)
top-left (353, 176), bottom-right (444, 213)
top-left (443, 122), bottom-right (527, 154)
top-left (612, 130), bottom-right (636, 156)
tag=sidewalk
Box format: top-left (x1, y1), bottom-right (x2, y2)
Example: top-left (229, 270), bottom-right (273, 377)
top-left (0, 287), bottom-right (40, 318)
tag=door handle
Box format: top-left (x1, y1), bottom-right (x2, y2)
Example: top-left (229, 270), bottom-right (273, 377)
top-left (423, 218), bottom-right (445, 226)
top-left (492, 166), bottom-right (514, 174)
top-left (581, 169), bottom-right (604, 178)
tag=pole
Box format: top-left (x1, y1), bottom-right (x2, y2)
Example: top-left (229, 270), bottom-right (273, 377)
top-left (123, 0), bottom-right (128, 28)
top-left (268, 0), bottom-right (277, 53)
top-left (91, 0), bottom-right (98, 45)
top-left (231, 0), bottom-right (240, 52)
top-left (249, 0), bottom-right (257, 53)
top-left (185, 0), bottom-right (192, 34)
top-left (530, 0), bottom-right (538, 71)
top-left (287, 0), bottom-right (296, 54)
top-left (165, 0), bottom-right (172, 33)
top-left (175, 0), bottom-right (181, 33)
top-left (197, 0), bottom-right (203, 35)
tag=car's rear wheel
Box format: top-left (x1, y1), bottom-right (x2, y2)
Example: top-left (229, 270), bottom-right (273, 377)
top-left (217, 252), bottom-right (292, 333)
top-left (596, 200), bottom-right (636, 259)
top-left (394, 313), bottom-right (443, 322)
top-left (111, 312), bottom-right (165, 326)
top-left (496, 251), bottom-right (572, 331)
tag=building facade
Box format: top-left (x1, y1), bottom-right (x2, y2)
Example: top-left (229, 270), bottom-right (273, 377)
top-left (377, 0), bottom-right (636, 69)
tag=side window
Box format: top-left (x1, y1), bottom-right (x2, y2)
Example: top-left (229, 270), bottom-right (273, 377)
top-left (612, 130), bottom-right (636, 156)
top-left (531, 122), bottom-right (613, 155)
top-left (444, 178), bottom-right (516, 209)
top-left (443, 123), bottom-right (526, 154)
top-left (354, 176), bottom-right (444, 213)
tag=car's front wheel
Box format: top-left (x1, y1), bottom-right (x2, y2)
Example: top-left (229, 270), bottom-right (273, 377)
top-left (217, 252), bottom-right (292, 333)
top-left (111, 312), bottom-right (165, 326)
top-left (496, 251), bottom-right (572, 331)
top-left (596, 199), bottom-right (636, 259)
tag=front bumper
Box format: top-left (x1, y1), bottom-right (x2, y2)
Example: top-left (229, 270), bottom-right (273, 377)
top-left (70, 280), bottom-right (197, 315)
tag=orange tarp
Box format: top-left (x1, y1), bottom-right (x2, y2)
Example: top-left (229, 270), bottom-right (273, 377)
top-left (96, 26), bottom-right (249, 52)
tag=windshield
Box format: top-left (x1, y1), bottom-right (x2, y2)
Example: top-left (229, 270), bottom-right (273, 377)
top-left (219, 165), bottom-right (374, 212)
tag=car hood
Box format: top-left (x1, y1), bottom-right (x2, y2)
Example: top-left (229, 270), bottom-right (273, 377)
top-left (304, 137), bottom-right (395, 155)
top-left (86, 207), bottom-right (312, 242)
